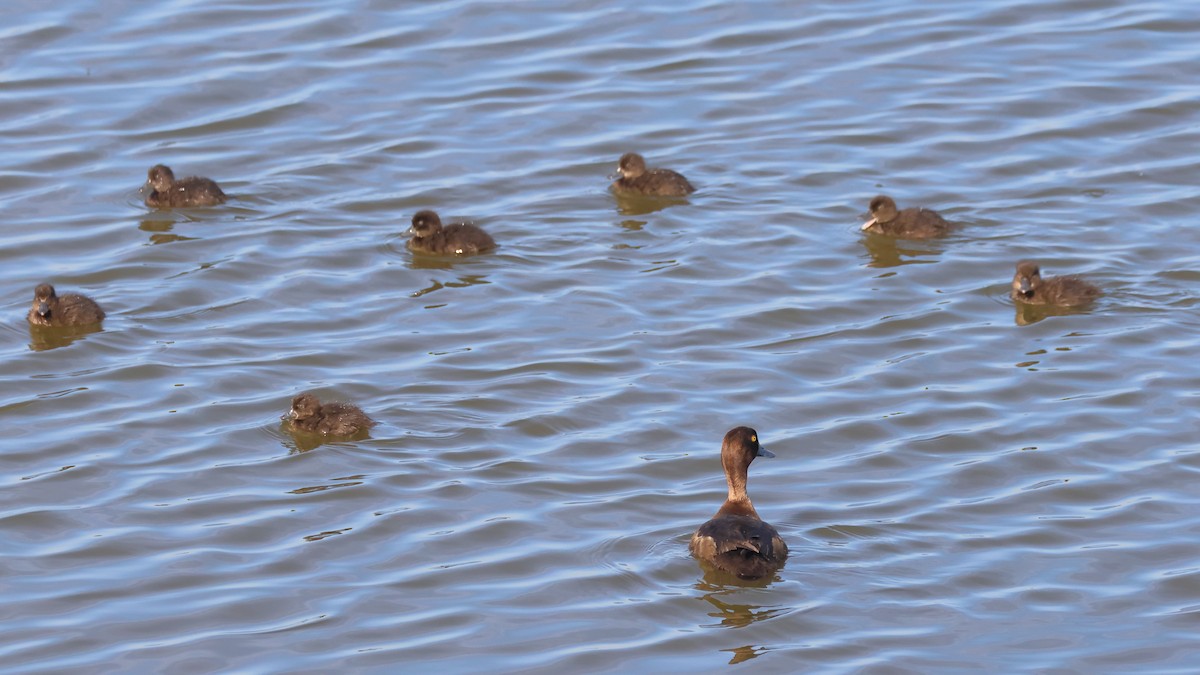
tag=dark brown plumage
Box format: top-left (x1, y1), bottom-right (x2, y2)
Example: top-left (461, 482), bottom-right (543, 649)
top-left (861, 195), bottom-right (949, 238)
top-left (1011, 260), bottom-right (1101, 307)
top-left (689, 426), bottom-right (788, 580)
top-left (406, 210), bottom-right (497, 256)
top-left (26, 283), bottom-right (105, 327)
top-left (286, 392), bottom-right (375, 438)
top-left (611, 152), bottom-right (695, 197)
top-left (143, 164), bottom-right (227, 208)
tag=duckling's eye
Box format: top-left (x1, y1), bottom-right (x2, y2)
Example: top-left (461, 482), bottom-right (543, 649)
top-left (750, 435), bottom-right (757, 442)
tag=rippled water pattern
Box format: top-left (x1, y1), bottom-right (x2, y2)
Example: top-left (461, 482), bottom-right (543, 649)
top-left (3, 0), bottom-right (1200, 671)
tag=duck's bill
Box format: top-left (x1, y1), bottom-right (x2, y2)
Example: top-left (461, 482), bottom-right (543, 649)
top-left (861, 217), bottom-right (877, 230)
top-left (757, 446), bottom-right (775, 458)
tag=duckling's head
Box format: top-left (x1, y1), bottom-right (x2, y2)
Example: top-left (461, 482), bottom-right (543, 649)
top-left (409, 210), bottom-right (444, 237)
top-left (862, 194), bottom-right (899, 229)
top-left (290, 392), bottom-right (322, 422)
top-left (32, 283), bottom-right (57, 319)
top-left (147, 164), bottom-right (175, 191)
top-left (617, 152), bottom-right (647, 179)
top-left (1013, 260), bottom-right (1043, 299)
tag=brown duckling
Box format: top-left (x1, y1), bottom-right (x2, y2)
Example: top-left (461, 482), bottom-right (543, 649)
top-left (611, 152), bottom-right (695, 197)
top-left (27, 283), bottom-right (105, 327)
top-left (143, 164), bottom-right (227, 208)
top-left (407, 210), bottom-right (497, 256)
top-left (286, 392), bottom-right (375, 438)
top-left (690, 426), bottom-right (788, 580)
top-left (1011, 260), bottom-right (1101, 307)
top-left (861, 195), bottom-right (949, 238)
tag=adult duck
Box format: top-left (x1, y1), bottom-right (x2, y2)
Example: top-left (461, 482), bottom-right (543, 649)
top-left (689, 426), bottom-right (787, 579)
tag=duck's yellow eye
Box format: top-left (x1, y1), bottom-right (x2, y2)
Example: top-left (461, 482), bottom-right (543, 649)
top-left (751, 435), bottom-right (757, 442)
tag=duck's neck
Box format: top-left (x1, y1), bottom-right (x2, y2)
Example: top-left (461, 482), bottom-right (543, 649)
top-left (718, 471), bottom-right (759, 518)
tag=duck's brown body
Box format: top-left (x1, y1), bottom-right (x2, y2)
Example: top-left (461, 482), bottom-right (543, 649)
top-left (407, 210), bottom-right (496, 256)
top-left (861, 195), bottom-right (948, 238)
top-left (611, 152), bottom-right (694, 197)
top-left (144, 164), bottom-right (226, 208)
top-left (286, 392), bottom-right (374, 438)
top-left (689, 426), bottom-right (788, 579)
top-left (27, 283), bottom-right (105, 327)
top-left (1011, 261), bottom-right (1101, 307)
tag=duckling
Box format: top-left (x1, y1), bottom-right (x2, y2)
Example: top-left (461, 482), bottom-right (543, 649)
top-left (285, 392), bottom-right (375, 438)
top-left (861, 195), bottom-right (949, 238)
top-left (1011, 260), bottom-right (1101, 307)
top-left (611, 152), bottom-right (695, 197)
top-left (690, 426), bottom-right (788, 580)
top-left (26, 283), bottom-right (105, 327)
top-left (143, 164), bottom-right (226, 208)
top-left (406, 210), bottom-right (496, 256)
